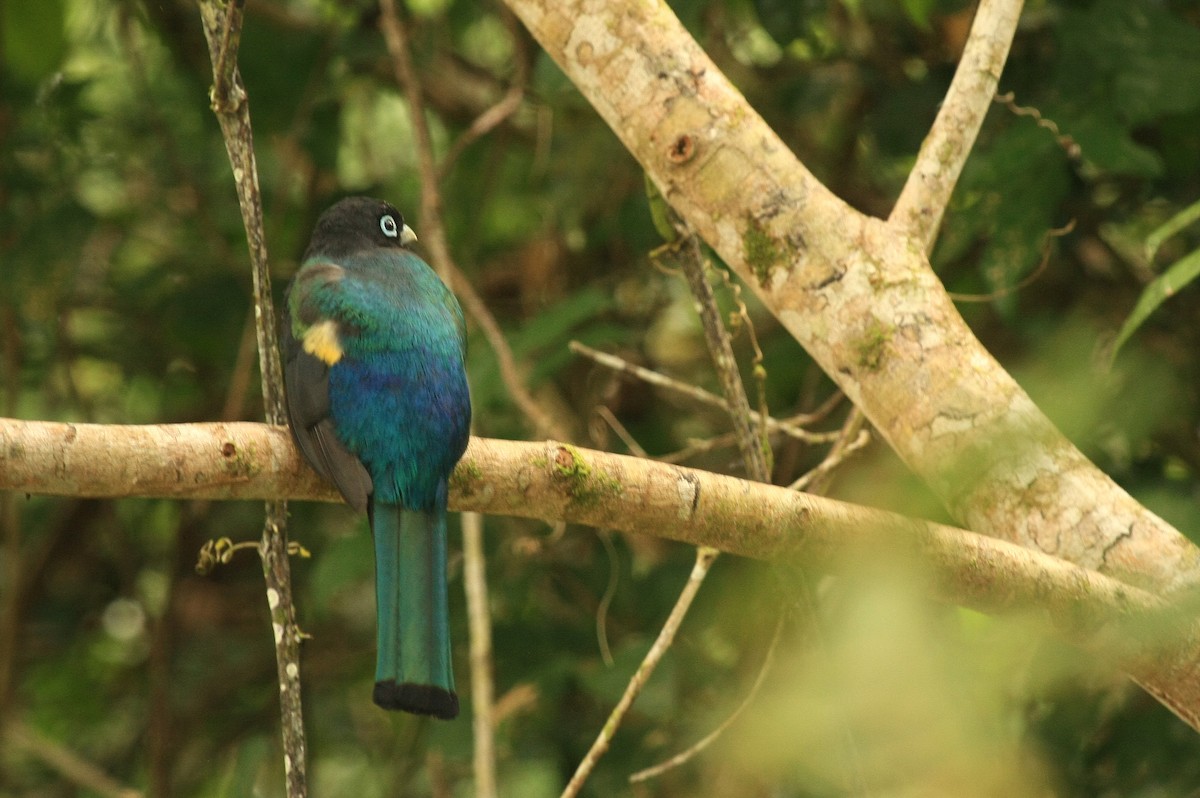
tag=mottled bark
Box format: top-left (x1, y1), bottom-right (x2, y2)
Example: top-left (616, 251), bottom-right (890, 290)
top-left (0, 418), bottom-right (1180, 651)
top-left (499, 0), bottom-right (1200, 729)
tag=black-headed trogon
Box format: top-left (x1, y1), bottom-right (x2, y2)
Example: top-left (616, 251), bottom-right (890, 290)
top-left (282, 196), bottom-right (471, 719)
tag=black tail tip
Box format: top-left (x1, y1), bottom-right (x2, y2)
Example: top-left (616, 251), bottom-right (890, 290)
top-left (373, 680), bottom-right (459, 720)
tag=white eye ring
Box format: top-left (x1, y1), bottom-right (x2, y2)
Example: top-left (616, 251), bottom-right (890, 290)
top-left (380, 214), bottom-right (399, 238)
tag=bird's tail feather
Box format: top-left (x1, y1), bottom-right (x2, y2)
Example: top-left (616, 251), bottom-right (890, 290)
top-left (370, 501), bottom-right (458, 719)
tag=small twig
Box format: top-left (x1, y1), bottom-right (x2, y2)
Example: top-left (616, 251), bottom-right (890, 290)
top-left (788, 410), bottom-right (872, 492)
top-left (994, 92), bottom-right (1082, 160)
top-left (658, 429), bottom-right (745, 464)
top-left (195, 537), bottom-right (259, 575)
top-left (209, 4), bottom-right (241, 110)
top-left (377, 0), bottom-right (446, 277)
top-left (658, 420), bottom-right (827, 465)
top-left (196, 6), bottom-right (284, 417)
top-left (793, 389), bottom-right (847, 427)
top-left (561, 547), bottom-right (719, 798)
top-left (462, 512), bottom-right (498, 798)
top-left (439, 8), bottom-right (529, 179)
top-left (571, 341), bottom-right (840, 444)
top-left (596, 529), bottom-right (620, 667)
top-left (629, 614), bottom-right (785, 783)
top-left (571, 340), bottom-right (728, 410)
top-left (593, 406), bottom-right (648, 458)
top-left (946, 219), bottom-right (1076, 304)
top-left (710, 262), bottom-right (772, 460)
top-left (4, 719), bottom-right (142, 798)
top-left (195, 536), bottom-right (311, 576)
top-left (789, 428), bottom-right (871, 492)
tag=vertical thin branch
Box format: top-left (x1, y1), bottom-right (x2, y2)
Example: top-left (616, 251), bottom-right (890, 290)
top-left (376, 4), bottom-right (514, 794)
top-left (0, 305), bottom-right (21, 712)
top-left (196, 3), bottom-right (307, 796)
top-left (672, 234), bottom-right (770, 482)
top-left (462, 512), bottom-right (498, 798)
top-left (376, 0), bottom-right (450, 281)
top-left (378, 0), bottom-right (568, 441)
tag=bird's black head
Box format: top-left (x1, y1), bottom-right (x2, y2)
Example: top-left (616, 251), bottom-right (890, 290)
top-left (303, 196), bottom-right (417, 261)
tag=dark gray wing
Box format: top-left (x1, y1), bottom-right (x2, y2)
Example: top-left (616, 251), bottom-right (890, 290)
top-left (282, 316), bottom-right (372, 513)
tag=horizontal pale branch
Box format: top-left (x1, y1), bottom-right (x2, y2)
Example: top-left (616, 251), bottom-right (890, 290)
top-left (1, 417), bottom-right (1190, 663)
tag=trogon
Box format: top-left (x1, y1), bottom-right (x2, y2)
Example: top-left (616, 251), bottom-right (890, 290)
top-left (282, 196), bottom-right (471, 719)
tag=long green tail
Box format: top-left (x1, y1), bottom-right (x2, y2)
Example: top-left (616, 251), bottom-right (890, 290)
top-left (370, 501), bottom-right (458, 719)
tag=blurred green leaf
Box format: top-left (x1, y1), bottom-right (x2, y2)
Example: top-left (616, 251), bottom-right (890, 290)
top-left (1057, 0), bottom-right (1200, 125)
top-left (1146, 197), bottom-right (1200, 262)
top-left (752, 0), bottom-right (824, 46)
top-left (310, 526), bottom-right (374, 617)
top-left (1111, 247), bottom-right (1200, 360)
top-left (2, 0), bottom-right (66, 81)
top-left (644, 172), bottom-right (680, 243)
top-left (506, 286), bottom-right (617, 362)
top-left (1068, 115), bottom-right (1162, 178)
top-left (901, 0), bottom-right (936, 29)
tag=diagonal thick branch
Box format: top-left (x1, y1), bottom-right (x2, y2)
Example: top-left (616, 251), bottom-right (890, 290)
top-left (499, 0), bottom-right (1200, 730)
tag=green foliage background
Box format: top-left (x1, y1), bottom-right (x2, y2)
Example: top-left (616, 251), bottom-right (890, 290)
top-left (2, 0), bottom-right (1200, 795)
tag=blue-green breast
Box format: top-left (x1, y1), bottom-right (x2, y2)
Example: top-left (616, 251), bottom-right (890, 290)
top-left (311, 250), bottom-right (470, 510)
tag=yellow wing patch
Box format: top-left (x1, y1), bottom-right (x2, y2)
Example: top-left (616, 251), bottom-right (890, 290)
top-left (303, 320), bottom-right (343, 365)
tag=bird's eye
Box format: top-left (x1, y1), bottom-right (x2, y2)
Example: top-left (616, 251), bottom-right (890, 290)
top-left (380, 214), bottom-right (400, 238)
